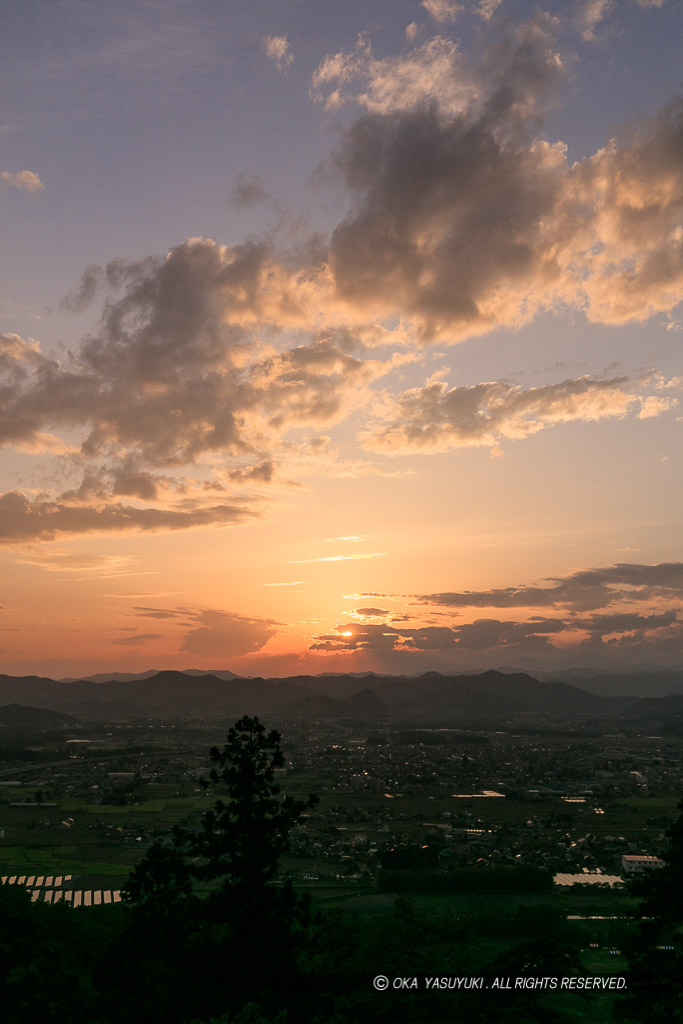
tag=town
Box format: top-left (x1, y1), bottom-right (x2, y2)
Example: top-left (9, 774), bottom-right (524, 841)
top-left (1, 712), bottom-right (680, 898)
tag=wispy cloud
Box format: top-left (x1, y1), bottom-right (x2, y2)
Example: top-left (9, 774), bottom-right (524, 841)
top-left (289, 552), bottom-right (386, 564)
top-left (112, 633), bottom-right (163, 646)
top-left (262, 580), bottom-right (308, 587)
top-left (323, 534), bottom-right (368, 543)
top-left (364, 374), bottom-right (677, 454)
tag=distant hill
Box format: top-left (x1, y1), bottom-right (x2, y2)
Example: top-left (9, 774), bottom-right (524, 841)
top-left (536, 669), bottom-right (683, 698)
top-left (284, 688), bottom-right (387, 719)
top-left (0, 704), bottom-right (78, 728)
top-left (58, 668), bottom-right (240, 684)
top-left (370, 670), bottom-right (607, 719)
top-left (0, 671), bottom-right (312, 719)
top-left (620, 694), bottom-right (683, 733)
top-left (0, 667), bottom-right (675, 725)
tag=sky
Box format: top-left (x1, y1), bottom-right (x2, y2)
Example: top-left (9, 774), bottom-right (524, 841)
top-left (1, 0), bottom-right (681, 680)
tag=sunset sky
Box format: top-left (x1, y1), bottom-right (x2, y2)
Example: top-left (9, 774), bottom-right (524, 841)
top-left (1, 0), bottom-right (681, 679)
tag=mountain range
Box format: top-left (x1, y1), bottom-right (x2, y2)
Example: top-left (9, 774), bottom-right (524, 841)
top-left (0, 668), bottom-right (680, 727)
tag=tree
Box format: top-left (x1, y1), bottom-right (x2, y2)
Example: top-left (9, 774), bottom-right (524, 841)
top-left (122, 841), bottom-right (194, 922)
top-left (119, 716), bottom-right (317, 1022)
top-left (615, 796), bottom-right (683, 1023)
top-left (0, 883), bottom-right (109, 1023)
top-left (180, 715), bottom-right (317, 907)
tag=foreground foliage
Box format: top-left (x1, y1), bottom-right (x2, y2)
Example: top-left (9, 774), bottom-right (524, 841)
top-left (1, 717), bottom-right (679, 1023)
top-left (614, 796), bottom-right (683, 1023)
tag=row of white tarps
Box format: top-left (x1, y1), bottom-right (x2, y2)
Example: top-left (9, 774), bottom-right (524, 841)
top-left (554, 873), bottom-right (624, 887)
top-left (29, 889), bottom-right (122, 906)
top-left (2, 875), bottom-right (72, 886)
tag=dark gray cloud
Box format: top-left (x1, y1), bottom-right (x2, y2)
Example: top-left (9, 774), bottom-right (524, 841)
top-left (133, 607), bottom-right (189, 620)
top-left (111, 464), bottom-right (163, 501)
top-left (451, 617), bottom-right (566, 650)
top-left (2, 244), bottom-right (387, 475)
top-left (112, 633), bottom-right (163, 646)
top-left (180, 609), bottom-right (280, 658)
top-left (573, 610), bottom-right (679, 634)
top-left (118, 604), bottom-right (280, 660)
top-left (310, 618), bottom-right (562, 653)
top-left (311, 621), bottom-right (462, 652)
top-left (354, 606), bottom-right (390, 616)
top-left (310, 607), bottom-right (681, 662)
top-left (227, 460), bottom-right (276, 484)
top-left (311, 622), bottom-right (413, 651)
top-left (0, 490), bottom-right (255, 544)
top-left (230, 173), bottom-right (269, 208)
top-left (60, 264), bottom-right (105, 313)
top-left (321, 22), bottom-right (683, 339)
top-left (418, 562), bottom-right (683, 612)
top-left (1, 240), bottom-right (399, 539)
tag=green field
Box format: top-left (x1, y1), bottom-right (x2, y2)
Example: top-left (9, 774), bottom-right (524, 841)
top-left (2, 777), bottom-right (679, 889)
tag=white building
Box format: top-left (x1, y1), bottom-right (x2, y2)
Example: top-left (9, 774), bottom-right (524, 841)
top-left (621, 854), bottom-right (665, 874)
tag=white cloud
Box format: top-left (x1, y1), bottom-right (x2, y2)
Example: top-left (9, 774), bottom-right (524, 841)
top-left (420, 0), bottom-right (462, 24)
top-left (364, 374), bottom-right (676, 454)
top-left (476, 0), bottom-right (502, 21)
top-left (312, 35), bottom-right (476, 115)
top-left (576, 0), bottom-right (614, 41)
top-left (263, 35), bottom-right (293, 72)
top-left (1, 170), bottom-right (44, 193)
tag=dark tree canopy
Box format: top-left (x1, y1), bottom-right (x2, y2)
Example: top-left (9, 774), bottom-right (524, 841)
top-left (615, 796), bottom-right (683, 1023)
top-left (181, 715), bottom-right (317, 903)
top-left (117, 717), bottom-right (318, 1022)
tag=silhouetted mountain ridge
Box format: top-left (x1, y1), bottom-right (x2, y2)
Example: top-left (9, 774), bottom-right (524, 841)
top-left (0, 704), bottom-right (78, 728)
top-left (0, 668), bottom-right (671, 723)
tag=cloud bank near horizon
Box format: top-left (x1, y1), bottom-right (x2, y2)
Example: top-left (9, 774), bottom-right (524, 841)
top-left (309, 562), bottom-right (683, 669)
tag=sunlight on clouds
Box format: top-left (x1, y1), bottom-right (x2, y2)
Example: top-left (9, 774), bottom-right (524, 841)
top-left (15, 432), bottom-right (80, 456)
top-left (363, 374), bottom-right (677, 454)
top-left (1, 3), bottom-right (681, 679)
top-left (576, 0), bottom-right (614, 42)
top-left (476, 0), bottom-right (502, 20)
top-left (1, 169), bottom-right (44, 193)
top-left (263, 35), bottom-right (293, 72)
top-left (312, 35), bottom-right (476, 116)
top-left (420, 0), bottom-right (462, 24)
